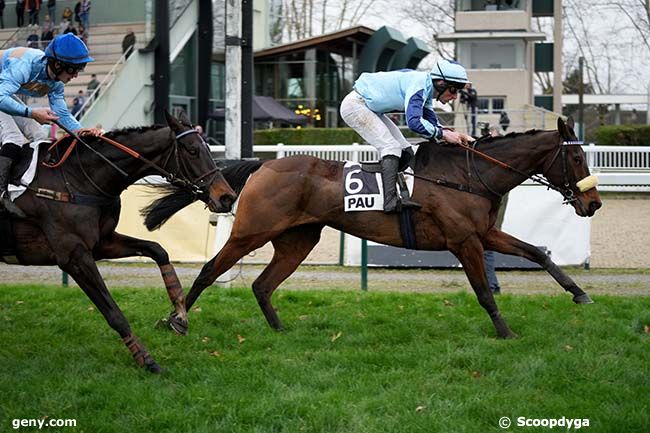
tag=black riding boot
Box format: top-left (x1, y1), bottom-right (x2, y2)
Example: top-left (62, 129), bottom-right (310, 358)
top-left (380, 155), bottom-right (400, 213)
top-left (0, 155), bottom-right (26, 218)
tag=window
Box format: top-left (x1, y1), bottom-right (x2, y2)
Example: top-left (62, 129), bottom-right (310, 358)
top-left (456, 0), bottom-right (526, 12)
top-left (476, 97), bottom-right (506, 113)
top-left (458, 39), bottom-right (525, 69)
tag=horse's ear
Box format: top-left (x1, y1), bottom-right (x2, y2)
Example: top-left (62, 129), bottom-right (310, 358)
top-left (164, 110), bottom-right (182, 132)
top-left (557, 117), bottom-right (569, 139)
top-left (566, 116), bottom-right (575, 131)
top-left (176, 110), bottom-right (192, 126)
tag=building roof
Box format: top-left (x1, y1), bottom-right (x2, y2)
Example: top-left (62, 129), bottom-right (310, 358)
top-left (255, 26), bottom-right (376, 59)
top-left (209, 96), bottom-right (308, 125)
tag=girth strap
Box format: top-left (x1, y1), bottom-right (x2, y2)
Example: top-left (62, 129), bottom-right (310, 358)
top-left (31, 187), bottom-right (119, 207)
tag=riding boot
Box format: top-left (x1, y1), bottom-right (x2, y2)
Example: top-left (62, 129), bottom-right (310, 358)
top-left (0, 155), bottom-right (26, 218)
top-left (380, 155), bottom-right (402, 213)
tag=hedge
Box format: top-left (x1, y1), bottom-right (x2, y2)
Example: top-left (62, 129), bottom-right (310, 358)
top-left (594, 125), bottom-right (650, 146)
top-left (253, 127), bottom-right (419, 145)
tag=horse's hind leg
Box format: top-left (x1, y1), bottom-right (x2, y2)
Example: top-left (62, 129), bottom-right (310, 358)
top-left (95, 232), bottom-right (189, 335)
top-left (60, 243), bottom-right (162, 373)
top-left (484, 228), bottom-right (592, 303)
top-left (454, 235), bottom-right (517, 339)
top-left (252, 224), bottom-right (323, 330)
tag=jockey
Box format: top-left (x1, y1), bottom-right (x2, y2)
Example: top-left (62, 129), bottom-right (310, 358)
top-left (0, 33), bottom-right (102, 217)
top-left (340, 58), bottom-right (475, 213)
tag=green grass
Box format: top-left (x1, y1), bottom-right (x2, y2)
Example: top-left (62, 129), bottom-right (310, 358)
top-left (0, 284), bottom-right (648, 433)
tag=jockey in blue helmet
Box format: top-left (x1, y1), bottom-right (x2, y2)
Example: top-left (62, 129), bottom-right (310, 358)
top-left (0, 33), bottom-right (102, 217)
top-left (340, 58), bottom-right (475, 213)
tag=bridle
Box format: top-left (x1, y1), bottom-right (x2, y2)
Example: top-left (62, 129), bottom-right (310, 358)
top-left (465, 137), bottom-right (585, 205)
top-left (43, 127), bottom-right (219, 203)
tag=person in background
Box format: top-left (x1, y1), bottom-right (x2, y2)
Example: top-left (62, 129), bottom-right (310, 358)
top-left (0, 0), bottom-right (5, 29)
top-left (71, 89), bottom-right (85, 119)
top-left (16, 0), bottom-right (25, 27)
top-left (0, 33), bottom-right (102, 216)
top-left (27, 0), bottom-right (40, 26)
top-left (86, 73), bottom-right (99, 102)
top-left (122, 28), bottom-right (136, 59)
top-left (499, 110), bottom-right (510, 133)
top-left (61, 5), bottom-right (72, 22)
top-left (63, 20), bottom-right (77, 35)
top-left (47, 0), bottom-right (55, 22)
top-left (79, 0), bottom-right (89, 32)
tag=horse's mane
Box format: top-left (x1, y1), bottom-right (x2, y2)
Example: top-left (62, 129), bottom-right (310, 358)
top-left (104, 124), bottom-right (168, 139)
top-left (415, 128), bottom-right (545, 169)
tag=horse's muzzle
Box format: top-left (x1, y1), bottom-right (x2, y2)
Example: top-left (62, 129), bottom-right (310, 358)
top-left (208, 193), bottom-right (236, 213)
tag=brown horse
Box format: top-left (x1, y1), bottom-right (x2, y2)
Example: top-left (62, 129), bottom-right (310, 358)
top-left (1, 111), bottom-right (237, 372)
top-left (145, 118), bottom-right (602, 339)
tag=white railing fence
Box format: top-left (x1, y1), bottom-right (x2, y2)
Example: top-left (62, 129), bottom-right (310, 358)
top-left (208, 144), bottom-right (650, 192)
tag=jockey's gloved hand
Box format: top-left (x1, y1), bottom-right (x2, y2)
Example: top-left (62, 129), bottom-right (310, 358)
top-left (31, 108), bottom-right (59, 125)
top-left (77, 127), bottom-right (104, 137)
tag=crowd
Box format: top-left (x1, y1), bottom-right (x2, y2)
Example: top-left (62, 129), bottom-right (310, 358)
top-left (11, 1), bottom-right (91, 48)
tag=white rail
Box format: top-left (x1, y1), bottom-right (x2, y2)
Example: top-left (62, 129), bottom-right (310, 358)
top-left (208, 144), bottom-right (650, 192)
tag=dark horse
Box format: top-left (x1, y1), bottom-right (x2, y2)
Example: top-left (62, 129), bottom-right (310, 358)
top-left (1, 111), bottom-right (237, 372)
top-left (145, 118), bottom-right (602, 339)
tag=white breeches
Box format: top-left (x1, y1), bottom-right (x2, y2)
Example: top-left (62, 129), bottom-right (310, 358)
top-left (340, 90), bottom-right (411, 158)
top-left (0, 110), bottom-right (48, 146)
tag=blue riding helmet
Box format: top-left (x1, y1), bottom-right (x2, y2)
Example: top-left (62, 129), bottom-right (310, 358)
top-left (430, 58), bottom-right (471, 88)
top-left (44, 34), bottom-right (94, 64)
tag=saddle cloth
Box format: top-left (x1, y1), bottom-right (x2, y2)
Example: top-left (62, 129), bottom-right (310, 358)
top-left (7, 140), bottom-right (45, 202)
top-left (343, 162), bottom-right (414, 212)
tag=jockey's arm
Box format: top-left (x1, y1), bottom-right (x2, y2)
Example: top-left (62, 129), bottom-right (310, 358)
top-left (48, 84), bottom-right (82, 131)
top-left (0, 62), bottom-right (36, 119)
top-left (404, 90), bottom-right (444, 140)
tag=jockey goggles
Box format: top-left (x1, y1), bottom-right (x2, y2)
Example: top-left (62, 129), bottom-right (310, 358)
top-left (60, 61), bottom-right (87, 74)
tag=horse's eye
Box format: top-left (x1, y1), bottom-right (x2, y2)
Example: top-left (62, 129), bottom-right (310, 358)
top-left (573, 156), bottom-right (582, 164)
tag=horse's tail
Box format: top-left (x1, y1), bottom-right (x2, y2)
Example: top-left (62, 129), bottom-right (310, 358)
top-left (140, 160), bottom-right (265, 231)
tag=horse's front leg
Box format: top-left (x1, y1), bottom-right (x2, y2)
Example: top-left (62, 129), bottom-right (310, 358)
top-left (453, 235), bottom-right (517, 339)
top-left (59, 241), bottom-right (162, 373)
top-left (94, 232), bottom-right (188, 335)
top-left (483, 228), bottom-right (593, 304)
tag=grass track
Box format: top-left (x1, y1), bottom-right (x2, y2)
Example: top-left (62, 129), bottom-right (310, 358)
top-left (0, 284), bottom-right (648, 433)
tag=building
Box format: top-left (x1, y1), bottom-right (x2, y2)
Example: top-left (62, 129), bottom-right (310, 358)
top-left (436, 0), bottom-right (563, 132)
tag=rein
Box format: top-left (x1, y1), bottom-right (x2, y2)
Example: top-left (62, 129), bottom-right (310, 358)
top-left (38, 128), bottom-right (216, 204)
top-left (405, 136), bottom-right (582, 204)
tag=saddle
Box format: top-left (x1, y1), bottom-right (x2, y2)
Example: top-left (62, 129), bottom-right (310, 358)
top-left (360, 147), bottom-right (415, 173)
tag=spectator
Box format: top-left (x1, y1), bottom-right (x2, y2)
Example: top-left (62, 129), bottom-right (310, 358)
top-left (63, 20), bottom-right (77, 35)
top-left (47, 0), bottom-right (55, 22)
top-left (194, 125), bottom-right (208, 141)
top-left (79, 0), bottom-right (89, 31)
top-left (86, 73), bottom-right (99, 101)
top-left (27, 0), bottom-right (41, 26)
top-left (0, 0), bottom-right (5, 29)
top-left (499, 110), bottom-right (510, 132)
top-left (71, 90), bottom-right (85, 119)
top-left (40, 17), bottom-right (54, 48)
top-left (78, 23), bottom-right (87, 44)
top-left (73, 1), bottom-right (80, 25)
top-left (61, 5), bottom-right (72, 22)
top-left (16, 0), bottom-right (25, 27)
top-left (26, 28), bottom-right (39, 48)
top-left (122, 28), bottom-right (136, 59)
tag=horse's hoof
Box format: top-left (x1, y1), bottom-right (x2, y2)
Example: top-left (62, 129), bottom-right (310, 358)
top-left (573, 294), bottom-right (594, 304)
top-left (144, 359), bottom-right (163, 374)
top-left (497, 330), bottom-right (519, 339)
top-left (168, 314), bottom-right (188, 335)
top-left (154, 315), bottom-right (188, 335)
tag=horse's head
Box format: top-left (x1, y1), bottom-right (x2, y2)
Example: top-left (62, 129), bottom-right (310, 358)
top-left (541, 118), bottom-right (602, 217)
top-left (164, 110), bottom-right (237, 213)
